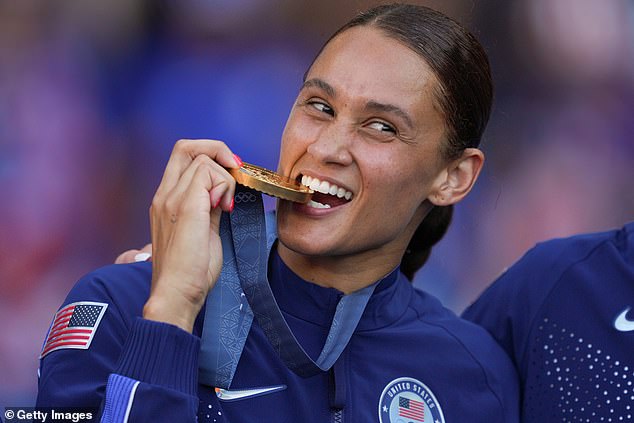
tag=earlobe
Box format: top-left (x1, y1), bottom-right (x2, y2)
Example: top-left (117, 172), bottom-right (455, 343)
top-left (428, 148), bottom-right (485, 206)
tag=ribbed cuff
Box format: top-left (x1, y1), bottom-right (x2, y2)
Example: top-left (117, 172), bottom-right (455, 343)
top-left (115, 317), bottom-right (200, 396)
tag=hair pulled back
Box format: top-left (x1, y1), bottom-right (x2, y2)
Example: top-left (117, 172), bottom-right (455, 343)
top-left (321, 4), bottom-right (493, 280)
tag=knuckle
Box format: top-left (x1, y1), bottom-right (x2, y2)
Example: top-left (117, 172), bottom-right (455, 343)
top-left (193, 154), bottom-right (212, 167)
top-left (163, 195), bottom-right (179, 214)
top-left (174, 139), bottom-right (189, 150)
top-left (150, 194), bottom-right (163, 211)
top-left (202, 161), bottom-right (224, 180)
top-left (152, 185), bottom-right (170, 204)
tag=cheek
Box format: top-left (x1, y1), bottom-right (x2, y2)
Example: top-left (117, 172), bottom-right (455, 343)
top-left (278, 111), bottom-right (318, 172)
top-left (362, 154), bottom-right (435, 210)
top-left (278, 115), bottom-right (302, 172)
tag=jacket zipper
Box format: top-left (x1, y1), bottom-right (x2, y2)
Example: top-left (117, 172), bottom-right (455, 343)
top-left (329, 343), bottom-right (348, 423)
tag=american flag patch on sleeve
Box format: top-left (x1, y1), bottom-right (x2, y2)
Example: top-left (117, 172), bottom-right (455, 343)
top-left (40, 301), bottom-right (108, 358)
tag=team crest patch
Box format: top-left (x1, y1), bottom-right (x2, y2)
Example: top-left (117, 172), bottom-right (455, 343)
top-left (40, 301), bottom-right (108, 358)
top-left (378, 377), bottom-right (445, 423)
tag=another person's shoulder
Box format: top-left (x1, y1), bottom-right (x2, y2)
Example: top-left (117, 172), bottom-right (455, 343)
top-left (462, 222), bottom-right (633, 365)
top-left (469, 222), bottom-right (631, 310)
top-left (513, 223), bottom-right (628, 278)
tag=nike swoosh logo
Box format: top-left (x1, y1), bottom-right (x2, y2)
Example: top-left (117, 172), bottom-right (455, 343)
top-left (215, 385), bottom-right (286, 401)
top-left (614, 307), bottom-right (634, 332)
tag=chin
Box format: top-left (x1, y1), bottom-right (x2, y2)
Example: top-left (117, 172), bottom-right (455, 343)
top-left (276, 203), bottom-right (354, 257)
top-left (277, 229), bottom-right (332, 257)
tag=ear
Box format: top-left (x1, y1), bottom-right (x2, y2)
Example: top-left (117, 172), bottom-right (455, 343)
top-left (427, 148), bottom-right (484, 206)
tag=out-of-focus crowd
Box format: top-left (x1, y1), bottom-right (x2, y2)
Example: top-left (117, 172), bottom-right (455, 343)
top-left (1, 0), bottom-right (632, 406)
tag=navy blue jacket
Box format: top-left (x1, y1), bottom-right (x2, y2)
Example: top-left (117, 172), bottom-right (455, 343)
top-left (38, 249), bottom-right (519, 422)
top-left (463, 222), bottom-right (634, 422)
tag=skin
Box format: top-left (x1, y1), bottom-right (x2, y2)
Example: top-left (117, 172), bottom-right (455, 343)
top-left (115, 243), bottom-right (152, 264)
top-left (141, 26), bottom-right (484, 333)
top-left (276, 26), bottom-right (483, 293)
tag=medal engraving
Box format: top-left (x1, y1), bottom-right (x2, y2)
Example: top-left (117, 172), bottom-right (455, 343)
top-left (229, 163), bottom-right (313, 203)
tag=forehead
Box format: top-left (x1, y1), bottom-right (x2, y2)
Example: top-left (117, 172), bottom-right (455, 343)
top-left (306, 26), bottom-right (439, 109)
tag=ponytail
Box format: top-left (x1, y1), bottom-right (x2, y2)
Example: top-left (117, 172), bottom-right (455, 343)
top-left (401, 205), bottom-right (453, 281)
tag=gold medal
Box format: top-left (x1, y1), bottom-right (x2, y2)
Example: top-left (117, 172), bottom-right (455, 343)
top-left (229, 162), bottom-right (313, 203)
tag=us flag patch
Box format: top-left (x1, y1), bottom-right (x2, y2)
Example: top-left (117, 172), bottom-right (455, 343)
top-left (40, 301), bottom-right (108, 358)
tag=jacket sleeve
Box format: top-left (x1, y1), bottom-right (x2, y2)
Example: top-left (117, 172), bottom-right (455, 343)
top-left (99, 318), bottom-right (200, 422)
top-left (36, 264), bottom-right (201, 422)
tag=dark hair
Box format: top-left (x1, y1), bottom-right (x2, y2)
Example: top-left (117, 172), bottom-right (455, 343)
top-left (321, 4), bottom-right (493, 280)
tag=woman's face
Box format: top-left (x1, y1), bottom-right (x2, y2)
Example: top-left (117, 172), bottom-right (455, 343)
top-left (276, 26), bottom-right (449, 263)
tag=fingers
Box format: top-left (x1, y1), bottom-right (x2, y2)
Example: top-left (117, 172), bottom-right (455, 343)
top-left (134, 243), bottom-right (153, 262)
top-left (151, 141), bottom-right (237, 259)
top-left (156, 139), bottom-right (241, 200)
top-left (115, 249), bottom-right (141, 264)
top-left (172, 153), bottom-right (236, 213)
top-left (149, 155), bottom-right (233, 283)
top-left (139, 243), bottom-right (152, 255)
top-left (114, 243), bottom-right (152, 264)
top-left (152, 155), bottom-right (235, 242)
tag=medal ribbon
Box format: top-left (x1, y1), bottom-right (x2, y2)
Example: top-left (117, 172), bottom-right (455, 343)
top-left (198, 185), bottom-right (377, 388)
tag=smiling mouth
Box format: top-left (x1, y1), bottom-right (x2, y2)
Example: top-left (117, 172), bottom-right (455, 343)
top-left (299, 175), bottom-right (353, 209)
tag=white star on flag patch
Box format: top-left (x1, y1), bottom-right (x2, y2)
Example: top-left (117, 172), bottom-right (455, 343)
top-left (40, 301), bottom-right (108, 358)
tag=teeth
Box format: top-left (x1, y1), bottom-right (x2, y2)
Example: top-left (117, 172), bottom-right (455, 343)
top-left (307, 200), bottom-right (331, 209)
top-left (299, 175), bottom-right (353, 201)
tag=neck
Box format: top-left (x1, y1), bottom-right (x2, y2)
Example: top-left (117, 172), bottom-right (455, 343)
top-left (276, 242), bottom-right (403, 294)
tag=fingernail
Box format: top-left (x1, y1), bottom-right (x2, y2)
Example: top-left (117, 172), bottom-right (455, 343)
top-left (134, 252), bottom-right (152, 262)
top-left (233, 154), bottom-right (243, 167)
top-left (229, 197), bottom-right (235, 213)
top-left (210, 191), bottom-right (222, 208)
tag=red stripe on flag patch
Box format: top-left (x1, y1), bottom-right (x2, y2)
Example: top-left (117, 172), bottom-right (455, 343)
top-left (40, 301), bottom-right (108, 358)
top-left (399, 396), bottom-right (425, 422)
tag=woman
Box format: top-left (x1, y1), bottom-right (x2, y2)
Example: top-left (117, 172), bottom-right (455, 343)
top-left (37, 4), bottom-right (519, 422)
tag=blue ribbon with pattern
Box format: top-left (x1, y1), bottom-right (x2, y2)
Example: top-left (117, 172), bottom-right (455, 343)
top-left (198, 185), bottom-right (376, 388)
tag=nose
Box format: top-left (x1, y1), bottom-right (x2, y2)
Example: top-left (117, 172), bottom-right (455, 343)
top-left (306, 124), bottom-right (353, 166)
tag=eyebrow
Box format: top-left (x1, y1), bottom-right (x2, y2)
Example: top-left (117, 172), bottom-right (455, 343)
top-left (364, 101), bottom-right (414, 130)
top-left (301, 78), bottom-right (337, 98)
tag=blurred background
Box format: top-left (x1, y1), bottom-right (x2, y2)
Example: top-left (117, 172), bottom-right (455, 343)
top-left (1, 0), bottom-right (633, 406)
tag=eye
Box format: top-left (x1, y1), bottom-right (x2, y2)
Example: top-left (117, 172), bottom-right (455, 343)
top-left (366, 121), bottom-right (397, 134)
top-left (308, 100), bottom-right (334, 116)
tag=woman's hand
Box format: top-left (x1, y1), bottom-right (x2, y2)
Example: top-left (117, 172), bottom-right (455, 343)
top-left (142, 139), bottom-right (241, 333)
